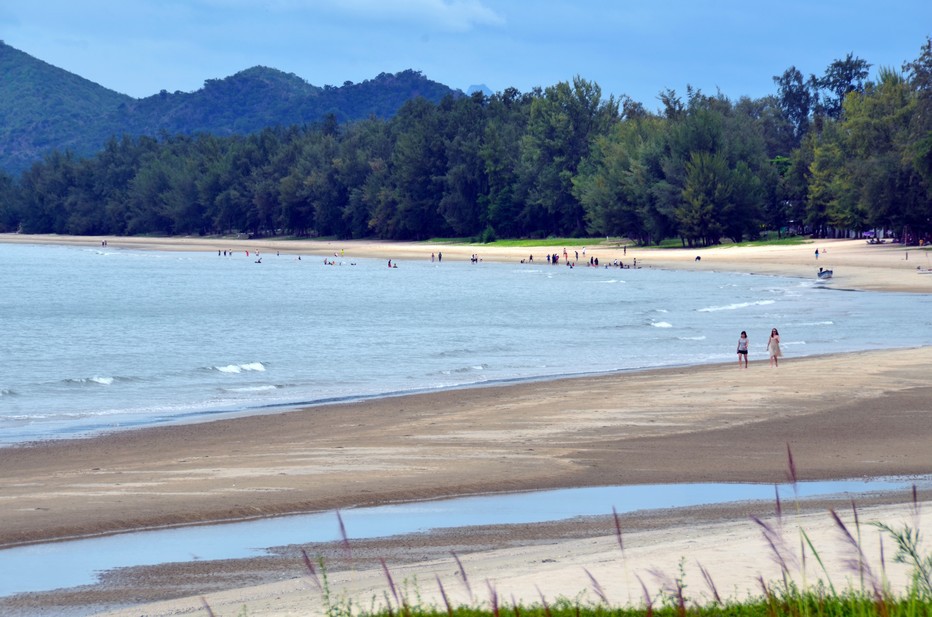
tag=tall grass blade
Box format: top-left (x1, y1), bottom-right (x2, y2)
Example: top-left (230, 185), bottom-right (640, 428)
top-left (852, 498), bottom-right (865, 591)
top-left (584, 568), bottom-right (608, 604)
top-left (380, 557), bottom-right (399, 606)
top-left (200, 597), bottom-right (216, 617)
top-left (382, 591), bottom-right (395, 617)
top-left (612, 506), bottom-right (625, 554)
top-left (752, 515), bottom-right (793, 588)
top-left (436, 575), bottom-right (453, 617)
top-left (336, 509), bottom-right (352, 561)
top-left (830, 507), bottom-right (879, 595)
top-left (452, 550), bottom-right (474, 603)
top-left (301, 548), bottom-right (323, 591)
top-left (635, 574), bottom-right (654, 617)
top-left (912, 483), bottom-right (921, 529)
top-left (785, 442), bottom-right (798, 484)
top-left (800, 528), bottom-right (837, 596)
top-left (488, 581), bottom-right (500, 617)
top-left (535, 585), bottom-right (552, 617)
top-left (774, 485), bottom-right (783, 521)
top-left (697, 561), bottom-right (721, 605)
top-left (674, 577), bottom-right (686, 617)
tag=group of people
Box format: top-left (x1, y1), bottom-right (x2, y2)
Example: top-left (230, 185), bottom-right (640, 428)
top-left (736, 328), bottom-right (782, 368)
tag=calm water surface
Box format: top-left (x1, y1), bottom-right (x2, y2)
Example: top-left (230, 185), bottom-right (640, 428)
top-left (3, 242), bottom-right (931, 444)
top-left (1, 477), bottom-right (928, 597)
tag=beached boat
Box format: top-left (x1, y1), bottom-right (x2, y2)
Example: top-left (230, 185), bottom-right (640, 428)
top-left (818, 268), bottom-right (833, 280)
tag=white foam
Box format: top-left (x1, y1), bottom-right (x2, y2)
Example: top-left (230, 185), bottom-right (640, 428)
top-left (225, 385), bottom-right (278, 393)
top-left (698, 300), bottom-right (775, 312)
top-left (216, 362), bottom-right (266, 374)
top-left (651, 321), bottom-right (673, 328)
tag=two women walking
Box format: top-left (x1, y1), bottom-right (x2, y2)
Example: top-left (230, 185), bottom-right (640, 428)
top-left (736, 328), bottom-right (782, 368)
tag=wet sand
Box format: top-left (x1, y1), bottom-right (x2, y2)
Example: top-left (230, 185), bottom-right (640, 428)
top-left (1, 234), bottom-right (930, 615)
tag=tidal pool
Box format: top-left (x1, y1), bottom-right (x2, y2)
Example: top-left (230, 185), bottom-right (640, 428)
top-left (1, 477), bottom-right (927, 597)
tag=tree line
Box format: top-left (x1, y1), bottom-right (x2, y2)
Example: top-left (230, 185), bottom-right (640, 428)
top-left (1, 39), bottom-right (930, 246)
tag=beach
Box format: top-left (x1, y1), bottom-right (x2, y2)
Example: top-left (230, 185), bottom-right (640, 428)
top-left (2, 233), bottom-right (931, 293)
top-left (1, 235), bottom-right (931, 616)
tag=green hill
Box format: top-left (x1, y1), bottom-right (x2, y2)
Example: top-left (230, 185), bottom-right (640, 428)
top-left (0, 42), bottom-right (462, 174)
top-left (0, 42), bottom-right (132, 173)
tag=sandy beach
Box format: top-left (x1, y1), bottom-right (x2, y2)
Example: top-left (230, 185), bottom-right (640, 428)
top-left (1, 234), bottom-right (931, 616)
top-left (3, 233), bottom-right (932, 293)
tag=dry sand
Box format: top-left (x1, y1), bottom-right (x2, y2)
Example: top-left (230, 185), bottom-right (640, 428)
top-left (1, 234), bottom-right (931, 616)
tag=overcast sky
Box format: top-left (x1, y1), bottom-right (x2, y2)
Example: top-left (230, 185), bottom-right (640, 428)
top-left (2, 1), bottom-right (929, 110)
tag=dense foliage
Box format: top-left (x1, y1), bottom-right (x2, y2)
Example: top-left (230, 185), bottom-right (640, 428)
top-left (1, 39), bottom-right (930, 245)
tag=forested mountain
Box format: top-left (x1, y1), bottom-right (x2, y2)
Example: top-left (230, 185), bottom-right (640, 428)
top-left (0, 42), bottom-right (132, 173)
top-left (0, 42), bottom-right (460, 174)
top-left (1, 39), bottom-right (930, 246)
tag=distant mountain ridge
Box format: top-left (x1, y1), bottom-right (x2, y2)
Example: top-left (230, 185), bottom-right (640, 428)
top-left (0, 41), bottom-right (463, 174)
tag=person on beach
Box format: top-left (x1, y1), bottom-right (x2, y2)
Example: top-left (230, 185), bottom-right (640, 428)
top-left (767, 328), bottom-right (782, 367)
top-left (736, 331), bottom-right (749, 368)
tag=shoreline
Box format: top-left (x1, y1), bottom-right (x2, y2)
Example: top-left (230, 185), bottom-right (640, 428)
top-left (3, 233), bottom-right (932, 293)
top-left (2, 234), bottom-right (931, 615)
top-left (0, 347), bottom-right (920, 451)
top-left (3, 345), bottom-right (932, 549)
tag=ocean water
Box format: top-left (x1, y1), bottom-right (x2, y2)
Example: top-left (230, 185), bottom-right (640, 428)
top-left (2, 241), bottom-right (931, 445)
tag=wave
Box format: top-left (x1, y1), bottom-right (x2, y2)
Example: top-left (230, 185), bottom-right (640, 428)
top-left (677, 335), bottom-right (707, 341)
top-left (65, 376), bottom-right (116, 386)
top-left (212, 362), bottom-right (267, 374)
top-left (697, 299), bottom-right (775, 312)
top-left (650, 321), bottom-right (673, 328)
top-left (799, 320), bottom-right (834, 326)
top-left (0, 388), bottom-right (15, 397)
top-left (223, 385), bottom-right (280, 393)
top-left (437, 364), bottom-right (489, 376)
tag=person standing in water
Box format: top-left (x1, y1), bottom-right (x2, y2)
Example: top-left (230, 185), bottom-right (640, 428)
top-left (736, 331), bottom-right (749, 368)
top-left (767, 328), bottom-right (782, 367)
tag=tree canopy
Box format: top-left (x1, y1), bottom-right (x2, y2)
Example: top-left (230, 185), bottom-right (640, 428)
top-left (2, 39), bottom-right (931, 245)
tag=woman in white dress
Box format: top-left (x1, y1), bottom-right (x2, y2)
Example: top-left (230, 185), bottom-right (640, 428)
top-left (767, 328), bottom-right (782, 367)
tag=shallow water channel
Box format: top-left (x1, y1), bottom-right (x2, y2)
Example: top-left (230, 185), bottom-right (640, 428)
top-left (1, 477), bottom-right (928, 597)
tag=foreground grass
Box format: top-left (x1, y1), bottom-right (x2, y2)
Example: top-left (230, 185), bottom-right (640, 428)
top-left (343, 593), bottom-right (932, 617)
top-left (214, 447), bottom-right (929, 617)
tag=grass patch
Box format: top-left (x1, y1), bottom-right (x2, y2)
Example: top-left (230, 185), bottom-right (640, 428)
top-left (651, 234), bottom-right (809, 250)
top-left (426, 237), bottom-right (620, 248)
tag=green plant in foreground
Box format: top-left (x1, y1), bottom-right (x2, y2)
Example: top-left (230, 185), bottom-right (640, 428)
top-left (199, 449), bottom-right (931, 617)
top-left (872, 486), bottom-right (932, 599)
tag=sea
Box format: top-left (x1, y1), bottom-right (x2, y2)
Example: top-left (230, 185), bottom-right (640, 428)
top-left (2, 241), bottom-right (931, 446)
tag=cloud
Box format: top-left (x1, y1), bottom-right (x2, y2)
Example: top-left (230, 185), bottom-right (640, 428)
top-left (270, 0), bottom-right (506, 32)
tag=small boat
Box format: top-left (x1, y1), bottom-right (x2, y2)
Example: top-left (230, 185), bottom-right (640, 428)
top-left (817, 268), bottom-right (833, 280)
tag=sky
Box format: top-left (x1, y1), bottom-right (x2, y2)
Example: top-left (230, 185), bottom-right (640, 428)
top-left (1, 1), bottom-right (930, 110)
